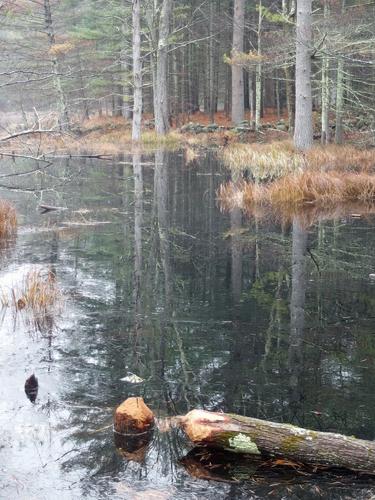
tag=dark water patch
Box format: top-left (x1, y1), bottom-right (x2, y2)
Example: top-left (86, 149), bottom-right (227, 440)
top-left (0, 151), bottom-right (374, 498)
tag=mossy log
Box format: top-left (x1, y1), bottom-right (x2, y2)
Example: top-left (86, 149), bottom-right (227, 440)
top-left (113, 399), bottom-right (375, 474)
top-left (181, 409), bottom-right (375, 474)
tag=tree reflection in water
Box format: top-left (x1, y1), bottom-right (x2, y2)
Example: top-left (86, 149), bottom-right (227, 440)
top-left (0, 151), bottom-right (374, 498)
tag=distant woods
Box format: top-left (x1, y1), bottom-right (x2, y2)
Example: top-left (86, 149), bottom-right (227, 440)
top-left (0, 0), bottom-right (374, 147)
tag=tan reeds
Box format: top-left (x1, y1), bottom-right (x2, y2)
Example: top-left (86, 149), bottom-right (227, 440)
top-left (0, 268), bottom-right (61, 329)
top-left (221, 141), bottom-right (300, 180)
top-left (0, 200), bottom-right (17, 238)
top-left (218, 171), bottom-right (375, 225)
top-left (221, 142), bottom-right (375, 178)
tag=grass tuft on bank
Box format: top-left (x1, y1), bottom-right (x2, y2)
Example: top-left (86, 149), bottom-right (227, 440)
top-left (218, 170), bottom-right (375, 225)
top-left (221, 142), bottom-right (375, 179)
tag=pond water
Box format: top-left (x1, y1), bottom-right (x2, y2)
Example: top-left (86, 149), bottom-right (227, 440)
top-left (0, 150), bottom-right (375, 499)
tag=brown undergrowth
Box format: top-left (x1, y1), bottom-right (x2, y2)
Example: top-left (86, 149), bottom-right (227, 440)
top-left (0, 200), bottom-right (17, 238)
top-left (0, 116), bottom-right (239, 156)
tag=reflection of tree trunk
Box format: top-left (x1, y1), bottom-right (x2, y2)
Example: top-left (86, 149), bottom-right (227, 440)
top-left (230, 207), bottom-right (242, 306)
top-left (155, 150), bottom-right (171, 311)
top-left (254, 217), bottom-right (260, 281)
top-left (288, 218), bottom-right (308, 423)
top-left (133, 153), bottom-right (143, 325)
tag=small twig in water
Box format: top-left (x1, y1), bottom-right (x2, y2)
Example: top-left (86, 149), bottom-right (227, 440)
top-left (307, 248), bottom-right (320, 275)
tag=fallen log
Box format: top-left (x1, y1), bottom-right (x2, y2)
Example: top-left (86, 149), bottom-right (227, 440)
top-left (113, 398), bottom-right (375, 474)
top-left (181, 409), bottom-right (375, 474)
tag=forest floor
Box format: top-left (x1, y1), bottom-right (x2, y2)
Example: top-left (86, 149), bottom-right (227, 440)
top-left (0, 109), bottom-right (372, 158)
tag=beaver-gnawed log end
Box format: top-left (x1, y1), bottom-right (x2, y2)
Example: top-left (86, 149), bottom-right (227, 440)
top-left (114, 397), bottom-right (155, 434)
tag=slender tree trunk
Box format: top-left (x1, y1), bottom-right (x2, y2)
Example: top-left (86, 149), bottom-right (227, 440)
top-left (321, 1), bottom-right (330, 145)
top-left (275, 71), bottom-right (281, 119)
top-left (77, 49), bottom-right (90, 120)
top-left (121, 12), bottom-right (132, 120)
top-left (285, 64), bottom-right (295, 133)
top-left (249, 71), bottom-right (254, 128)
top-left (334, 0), bottom-right (346, 144)
top-left (255, 1), bottom-right (262, 131)
top-left (283, 0), bottom-right (295, 133)
top-left (132, 0), bottom-right (142, 141)
top-left (208, 0), bottom-right (216, 123)
top-left (294, 0), bottom-right (313, 150)
top-left (155, 0), bottom-right (172, 135)
top-left (44, 0), bottom-right (70, 131)
top-left (321, 54), bottom-right (330, 144)
top-left (231, 0), bottom-right (245, 124)
top-left (335, 58), bottom-right (344, 144)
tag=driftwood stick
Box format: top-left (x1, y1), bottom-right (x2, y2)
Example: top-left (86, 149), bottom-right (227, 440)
top-left (113, 398), bottom-right (375, 474)
top-left (38, 204), bottom-right (67, 213)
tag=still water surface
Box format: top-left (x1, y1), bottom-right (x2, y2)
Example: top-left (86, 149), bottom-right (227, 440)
top-left (0, 151), bottom-right (375, 499)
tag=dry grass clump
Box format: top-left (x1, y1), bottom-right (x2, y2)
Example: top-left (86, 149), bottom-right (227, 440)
top-left (221, 141), bottom-right (301, 180)
top-left (221, 142), bottom-right (375, 179)
top-left (0, 268), bottom-right (61, 332)
top-left (0, 200), bottom-right (17, 238)
top-left (184, 146), bottom-right (200, 165)
top-left (267, 171), bottom-right (375, 207)
top-left (218, 171), bottom-right (375, 225)
top-left (305, 145), bottom-right (375, 172)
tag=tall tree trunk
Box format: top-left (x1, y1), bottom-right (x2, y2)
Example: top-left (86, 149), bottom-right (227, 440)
top-left (275, 70), bottom-right (281, 119)
top-left (231, 0), bottom-right (245, 124)
top-left (77, 49), bottom-right (90, 120)
top-left (121, 12), bottom-right (133, 120)
top-left (249, 71), bottom-right (254, 128)
top-left (334, 0), bottom-right (346, 144)
top-left (132, 0), bottom-right (142, 141)
top-left (283, 0), bottom-right (296, 134)
top-left (255, 0), bottom-right (262, 131)
top-left (285, 64), bottom-right (295, 133)
top-left (294, 0), bottom-right (313, 150)
top-left (208, 0), bottom-right (216, 123)
top-left (335, 58), bottom-right (344, 144)
top-left (155, 0), bottom-right (172, 135)
top-left (43, 0), bottom-right (70, 132)
top-left (320, 1), bottom-right (330, 145)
